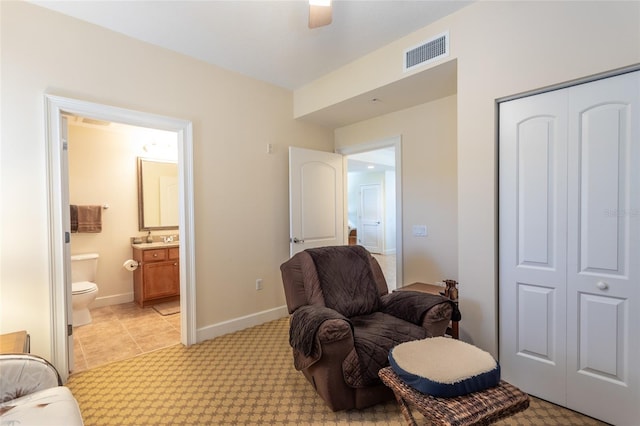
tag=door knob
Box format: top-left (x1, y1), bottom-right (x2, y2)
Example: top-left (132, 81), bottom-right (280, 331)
top-left (292, 237), bottom-right (305, 244)
top-left (596, 281), bottom-right (609, 290)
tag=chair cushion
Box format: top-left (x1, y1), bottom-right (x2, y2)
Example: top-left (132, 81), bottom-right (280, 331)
top-left (343, 312), bottom-right (428, 387)
top-left (306, 246), bottom-right (380, 317)
top-left (389, 337), bottom-right (500, 397)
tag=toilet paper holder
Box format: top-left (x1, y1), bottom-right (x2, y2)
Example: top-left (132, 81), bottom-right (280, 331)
top-left (123, 259), bottom-right (139, 271)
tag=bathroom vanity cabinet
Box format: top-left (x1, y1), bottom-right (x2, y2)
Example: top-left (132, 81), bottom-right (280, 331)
top-left (132, 245), bottom-right (179, 307)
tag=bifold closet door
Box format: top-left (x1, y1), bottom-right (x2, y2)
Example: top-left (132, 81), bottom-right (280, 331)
top-left (499, 88), bottom-right (569, 406)
top-left (499, 70), bottom-right (640, 425)
top-left (565, 71), bottom-right (640, 425)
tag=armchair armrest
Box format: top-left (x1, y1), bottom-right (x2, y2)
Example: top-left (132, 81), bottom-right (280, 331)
top-left (290, 305), bottom-right (352, 357)
top-left (380, 291), bottom-right (460, 325)
top-left (0, 354), bottom-right (62, 403)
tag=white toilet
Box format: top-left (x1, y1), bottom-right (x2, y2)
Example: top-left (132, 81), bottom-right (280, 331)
top-left (70, 253), bottom-right (99, 327)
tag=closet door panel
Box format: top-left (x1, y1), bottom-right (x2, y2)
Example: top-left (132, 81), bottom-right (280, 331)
top-left (578, 294), bottom-right (626, 381)
top-left (579, 104), bottom-right (627, 274)
top-left (517, 283), bottom-right (555, 362)
top-left (499, 89), bottom-right (568, 405)
top-left (566, 71), bottom-right (640, 425)
top-left (518, 118), bottom-right (554, 267)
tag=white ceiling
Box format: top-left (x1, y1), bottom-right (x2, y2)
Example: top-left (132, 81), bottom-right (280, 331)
top-left (347, 147), bottom-right (396, 173)
top-left (31, 0), bottom-right (470, 127)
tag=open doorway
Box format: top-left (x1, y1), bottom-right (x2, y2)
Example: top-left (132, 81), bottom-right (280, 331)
top-left (45, 95), bottom-right (196, 381)
top-left (65, 116), bottom-right (181, 372)
top-left (338, 136), bottom-right (401, 290)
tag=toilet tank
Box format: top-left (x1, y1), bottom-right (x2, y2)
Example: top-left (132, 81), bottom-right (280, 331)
top-left (70, 253), bottom-right (99, 283)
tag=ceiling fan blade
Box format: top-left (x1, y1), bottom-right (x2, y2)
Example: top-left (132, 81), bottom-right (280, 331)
top-left (309, 1), bottom-right (332, 29)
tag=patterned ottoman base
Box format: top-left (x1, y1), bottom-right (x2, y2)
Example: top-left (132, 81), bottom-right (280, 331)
top-left (379, 367), bottom-right (529, 426)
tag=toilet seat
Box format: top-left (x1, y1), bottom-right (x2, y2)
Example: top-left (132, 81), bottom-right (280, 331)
top-left (72, 281), bottom-right (97, 295)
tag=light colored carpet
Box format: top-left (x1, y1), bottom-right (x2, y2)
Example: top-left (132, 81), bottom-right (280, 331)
top-left (67, 317), bottom-right (607, 425)
top-left (152, 300), bottom-right (180, 316)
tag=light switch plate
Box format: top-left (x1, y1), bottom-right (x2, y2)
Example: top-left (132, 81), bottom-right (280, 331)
top-left (413, 225), bottom-right (427, 237)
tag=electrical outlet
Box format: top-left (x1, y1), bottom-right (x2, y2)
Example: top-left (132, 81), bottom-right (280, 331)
top-left (256, 278), bottom-right (263, 290)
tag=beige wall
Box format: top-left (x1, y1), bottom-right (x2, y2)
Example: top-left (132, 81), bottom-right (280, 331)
top-left (3, 0), bottom-right (638, 361)
top-left (0, 1), bottom-right (333, 358)
top-left (313, 1), bottom-right (640, 355)
top-left (337, 95), bottom-right (459, 286)
top-left (68, 123), bottom-right (177, 306)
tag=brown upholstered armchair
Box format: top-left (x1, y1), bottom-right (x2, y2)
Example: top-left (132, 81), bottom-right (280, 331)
top-left (280, 245), bottom-right (460, 411)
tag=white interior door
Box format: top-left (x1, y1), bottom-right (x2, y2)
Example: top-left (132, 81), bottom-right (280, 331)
top-left (359, 183), bottom-right (383, 253)
top-left (565, 71), bottom-right (640, 425)
top-left (289, 147), bottom-right (344, 256)
top-left (500, 70), bottom-right (640, 425)
top-left (61, 116), bottom-right (74, 373)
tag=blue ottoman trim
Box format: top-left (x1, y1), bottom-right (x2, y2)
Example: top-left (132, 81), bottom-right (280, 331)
top-left (388, 338), bottom-right (501, 398)
top-left (389, 355), bottom-right (500, 397)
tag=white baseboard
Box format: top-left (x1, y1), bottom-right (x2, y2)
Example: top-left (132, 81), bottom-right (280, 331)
top-left (196, 305), bottom-right (289, 343)
top-left (92, 292), bottom-right (134, 308)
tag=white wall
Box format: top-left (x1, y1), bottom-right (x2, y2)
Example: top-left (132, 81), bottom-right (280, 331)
top-left (0, 2), bottom-right (333, 358)
top-left (304, 1), bottom-right (640, 355)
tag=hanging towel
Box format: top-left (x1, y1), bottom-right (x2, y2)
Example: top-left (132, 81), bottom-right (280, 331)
top-left (76, 205), bottom-right (102, 233)
top-left (70, 205), bottom-right (79, 233)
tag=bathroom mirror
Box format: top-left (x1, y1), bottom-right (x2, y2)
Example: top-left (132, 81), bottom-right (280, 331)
top-left (137, 158), bottom-right (179, 230)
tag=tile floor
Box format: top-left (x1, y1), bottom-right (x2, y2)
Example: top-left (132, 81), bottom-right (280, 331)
top-left (72, 302), bottom-right (180, 374)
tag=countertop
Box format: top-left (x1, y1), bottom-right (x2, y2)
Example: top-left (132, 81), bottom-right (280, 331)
top-left (131, 242), bottom-right (179, 249)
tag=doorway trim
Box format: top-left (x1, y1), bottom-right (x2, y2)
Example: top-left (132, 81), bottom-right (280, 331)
top-left (336, 135), bottom-right (403, 287)
top-left (45, 95), bottom-right (196, 380)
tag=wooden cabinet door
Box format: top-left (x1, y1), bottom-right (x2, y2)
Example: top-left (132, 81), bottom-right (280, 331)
top-left (143, 261), bottom-right (179, 299)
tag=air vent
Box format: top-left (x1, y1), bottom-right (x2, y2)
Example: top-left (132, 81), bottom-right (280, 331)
top-left (403, 31), bottom-right (449, 72)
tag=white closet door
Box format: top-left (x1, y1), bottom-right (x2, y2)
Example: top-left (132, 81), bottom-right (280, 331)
top-left (565, 71), bottom-right (640, 425)
top-left (499, 89), bottom-right (569, 405)
top-left (500, 70), bottom-right (640, 425)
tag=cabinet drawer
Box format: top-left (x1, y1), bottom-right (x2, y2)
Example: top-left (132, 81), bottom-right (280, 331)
top-left (168, 247), bottom-right (179, 260)
top-left (143, 249), bottom-right (167, 262)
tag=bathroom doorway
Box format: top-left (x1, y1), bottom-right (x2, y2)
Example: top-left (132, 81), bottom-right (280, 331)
top-left (45, 95), bottom-right (196, 381)
top-left (66, 117), bottom-right (181, 372)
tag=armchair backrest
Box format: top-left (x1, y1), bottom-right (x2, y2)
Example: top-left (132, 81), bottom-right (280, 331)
top-left (281, 245), bottom-right (389, 315)
top-left (0, 354), bottom-right (62, 403)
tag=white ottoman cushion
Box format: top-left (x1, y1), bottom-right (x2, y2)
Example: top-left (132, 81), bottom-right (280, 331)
top-left (389, 337), bottom-right (500, 397)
